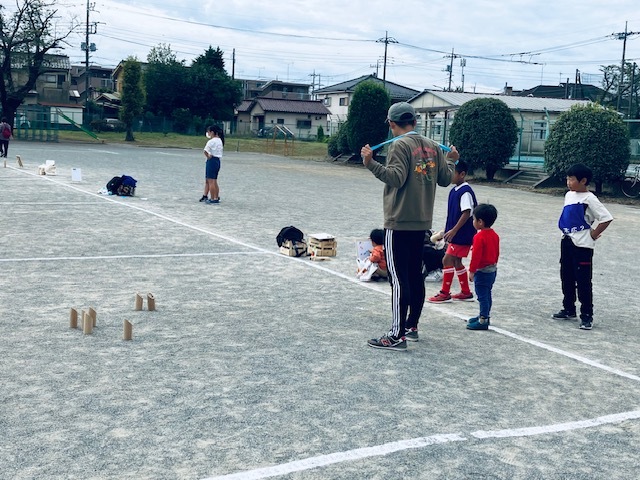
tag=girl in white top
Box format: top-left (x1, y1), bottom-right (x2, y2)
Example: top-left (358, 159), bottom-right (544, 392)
top-left (201, 125), bottom-right (224, 204)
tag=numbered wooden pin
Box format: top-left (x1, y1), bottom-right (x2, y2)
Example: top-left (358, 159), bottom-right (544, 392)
top-left (69, 308), bottom-right (78, 329)
top-left (147, 293), bottom-right (156, 311)
top-left (135, 293), bottom-right (144, 311)
top-left (123, 320), bottom-right (132, 340)
top-left (83, 311), bottom-right (93, 335)
top-left (89, 307), bottom-right (97, 327)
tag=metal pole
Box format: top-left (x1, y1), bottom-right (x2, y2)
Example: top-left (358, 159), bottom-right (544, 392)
top-left (617, 22), bottom-right (628, 112)
top-left (85, 0), bottom-right (90, 106)
top-left (629, 63), bottom-right (637, 118)
top-left (448, 49), bottom-right (454, 91)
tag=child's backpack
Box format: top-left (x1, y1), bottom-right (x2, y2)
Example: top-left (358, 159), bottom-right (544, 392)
top-left (105, 175), bottom-right (137, 196)
top-left (276, 226), bottom-right (304, 247)
top-left (106, 176), bottom-right (123, 194)
top-left (117, 175), bottom-right (137, 196)
top-left (276, 226), bottom-right (307, 257)
top-left (1, 123), bottom-right (11, 139)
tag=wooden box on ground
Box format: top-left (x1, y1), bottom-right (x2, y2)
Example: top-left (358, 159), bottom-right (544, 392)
top-left (279, 240), bottom-right (308, 257)
top-left (308, 233), bottom-right (337, 257)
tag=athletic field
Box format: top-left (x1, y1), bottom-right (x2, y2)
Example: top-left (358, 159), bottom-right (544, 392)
top-left (1, 141), bottom-right (639, 479)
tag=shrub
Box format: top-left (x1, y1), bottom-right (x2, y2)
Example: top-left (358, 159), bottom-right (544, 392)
top-left (544, 104), bottom-right (630, 194)
top-left (316, 125), bottom-right (325, 142)
top-left (449, 98), bottom-right (518, 180)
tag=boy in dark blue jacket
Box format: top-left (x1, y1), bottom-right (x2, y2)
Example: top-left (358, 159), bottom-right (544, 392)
top-left (428, 160), bottom-right (477, 303)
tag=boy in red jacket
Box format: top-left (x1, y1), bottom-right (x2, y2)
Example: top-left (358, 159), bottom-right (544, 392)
top-left (467, 204), bottom-right (500, 330)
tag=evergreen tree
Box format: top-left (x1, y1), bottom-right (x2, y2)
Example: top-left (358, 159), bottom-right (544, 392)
top-left (544, 104), bottom-right (630, 194)
top-left (449, 98), bottom-right (518, 180)
top-left (120, 57), bottom-right (144, 141)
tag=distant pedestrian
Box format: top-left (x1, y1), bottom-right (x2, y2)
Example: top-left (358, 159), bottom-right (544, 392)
top-left (466, 204), bottom-right (500, 330)
top-left (201, 125), bottom-right (224, 204)
top-left (0, 117), bottom-right (12, 158)
top-left (552, 163), bottom-right (613, 330)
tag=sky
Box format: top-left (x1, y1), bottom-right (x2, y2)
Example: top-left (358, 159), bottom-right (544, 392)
top-left (17, 0), bottom-right (640, 94)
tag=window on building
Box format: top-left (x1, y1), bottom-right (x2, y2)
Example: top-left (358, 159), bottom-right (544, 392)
top-left (533, 121), bottom-right (547, 140)
top-left (277, 118), bottom-right (285, 124)
top-left (339, 97), bottom-right (349, 106)
top-left (44, 74), bottom-right (57, 84)
top-left (323, 97), bottom-right (332, 107)
top-left (297, 120), bottom-right (312, 129)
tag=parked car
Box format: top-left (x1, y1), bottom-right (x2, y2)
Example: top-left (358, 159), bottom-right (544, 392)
top-left (105, 118), bottom-right (126, 130)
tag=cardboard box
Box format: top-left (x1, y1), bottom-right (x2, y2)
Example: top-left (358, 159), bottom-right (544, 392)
top-left (279, 240), bottom-right (308, 257)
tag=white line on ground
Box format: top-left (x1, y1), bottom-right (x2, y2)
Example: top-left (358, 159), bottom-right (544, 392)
top-left (0, 252), bottom-right (270, 263)
top-left (204, 410), bottom-right (640, 479)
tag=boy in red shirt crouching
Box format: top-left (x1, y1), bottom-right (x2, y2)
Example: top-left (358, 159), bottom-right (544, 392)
top-left (467, 204), bottom-right (500, 330)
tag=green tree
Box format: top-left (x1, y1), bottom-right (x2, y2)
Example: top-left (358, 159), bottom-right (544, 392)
top-left (346, 81), bottom-right (390, 155)
top-left (120, 57), bottom-right (144, 141)
top-left (449, 98), bottom-right (518, 180)
top-left (0, 0), bottom-right (78, 127)
top-left (186, 47), bottom-right (241, 121)
top-left (191, 46), bottom-right (225, 70)
top-left (544, 104), bottom-right (630, 194)
top-left (144, 44), bottom-right (188, 117)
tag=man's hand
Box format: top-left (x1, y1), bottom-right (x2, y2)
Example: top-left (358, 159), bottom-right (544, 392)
top-left (361, 144), bottom-right (373, 167)
top-left (446, 145), bottom-right (459, 162)
top-left (469, 271), bottom-right (474, 282)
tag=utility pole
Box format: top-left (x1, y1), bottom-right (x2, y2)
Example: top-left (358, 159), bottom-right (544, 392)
top-left (376, 31), bottom-right (397, 84)
top-left (444, 49), bottom-right (460, 91)
top-left (309, 71), bottom-right (321, 99)
top-left (369, 59), bottom-right (382, 77)
top-left (82, 0), bottom-right (97, 108)
top-left (232, 48), bottom-right (235, 79)
top-left (613, 22), bottom-right (640, 112)
top-left (629, 63), bottom-right (637, 118)
top-left (460, 58), bottom-right (466, 93)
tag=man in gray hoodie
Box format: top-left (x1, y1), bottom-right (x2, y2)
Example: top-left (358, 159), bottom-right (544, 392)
top-left (361, 102), bottom-right (457, 351)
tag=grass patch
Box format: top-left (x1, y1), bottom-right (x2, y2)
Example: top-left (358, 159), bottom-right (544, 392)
top-left (57, 130), bottom-right (330, 159)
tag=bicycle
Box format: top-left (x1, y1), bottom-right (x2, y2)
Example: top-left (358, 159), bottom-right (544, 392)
top-left (621, 164), bottom-right (640, 198)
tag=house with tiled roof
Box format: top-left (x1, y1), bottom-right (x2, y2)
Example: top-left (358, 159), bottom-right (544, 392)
top-left (314, 74), bottom-right (420, 134)
top-left (234, 97), bottom-right (331, 139)
top-left (516, 83), bottom-right (611, 103)
top-left (6, 53), bottom-right (84, 129)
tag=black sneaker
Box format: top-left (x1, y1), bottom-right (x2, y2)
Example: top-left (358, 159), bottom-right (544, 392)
top-left (199, 195), bottom-right (208, 202)
top-left (367, 334), bottom-right (407, 351)
top-left (552, 309), bottom-right (577, 320)
top-left (579, 316), bottom-right (593, 330)
top-left (405, 328), bottom-right (419, 342)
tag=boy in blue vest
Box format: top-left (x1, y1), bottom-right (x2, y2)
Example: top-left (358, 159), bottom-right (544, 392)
top-left (428, 160), bottom-right (477, 303)
top-left (552, 163), bottom-right (613, 330)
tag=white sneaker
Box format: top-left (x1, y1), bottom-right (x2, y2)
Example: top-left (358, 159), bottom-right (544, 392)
top-left (424, 269), bottom-right (443, 282)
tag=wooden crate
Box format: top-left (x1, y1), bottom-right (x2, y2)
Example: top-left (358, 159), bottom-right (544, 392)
top-left (308, 233), bottom-right (337, 257)
top-left (279, 240), bottom-right (308, 257)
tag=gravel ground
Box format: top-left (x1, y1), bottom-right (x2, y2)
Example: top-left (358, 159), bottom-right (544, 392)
top-left (1, 140), bottom-right (639, 480)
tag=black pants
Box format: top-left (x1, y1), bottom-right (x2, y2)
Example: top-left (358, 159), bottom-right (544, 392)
top-left (385, 229), bottom-right (426, 338)
top-left (0, 139), bottom-right (8, 157)
top-left (560, 236), bottom-right (593, 317)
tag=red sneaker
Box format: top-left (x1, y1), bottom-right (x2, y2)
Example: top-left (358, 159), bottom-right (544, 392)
top-left (451, 292), bottom-right (474, 302)
top-left (427, 291), bottom-right (452, 303)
